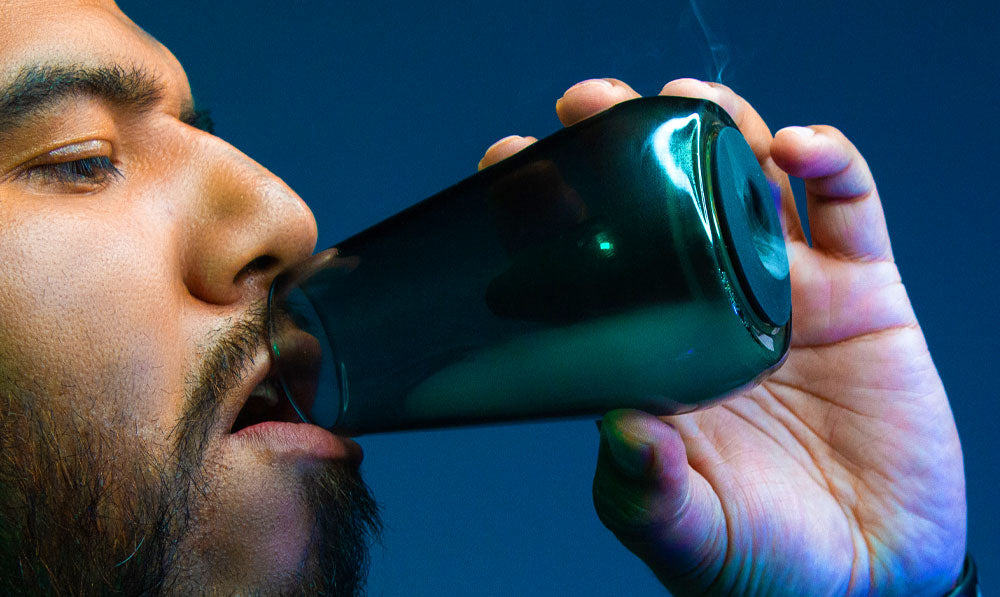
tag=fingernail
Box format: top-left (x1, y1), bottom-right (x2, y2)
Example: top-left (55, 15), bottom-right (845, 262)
top-left (566, 78), bottom-right (613, 94)
top-left (607, 433), bottom-right (653, 479)
top-left (781, 126), bottom-right (815, 139)
top-left (491, 134), bottom-right (523, 147)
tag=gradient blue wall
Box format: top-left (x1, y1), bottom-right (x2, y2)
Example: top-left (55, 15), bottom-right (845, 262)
top-left (119, 1), bottom-right (999, 594)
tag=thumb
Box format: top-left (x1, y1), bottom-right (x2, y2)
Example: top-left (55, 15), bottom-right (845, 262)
top-left (593, 409), bottom-right (726, 588)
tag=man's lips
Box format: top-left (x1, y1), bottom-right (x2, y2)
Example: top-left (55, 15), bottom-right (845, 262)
top-left (231, 421), bottom-right (364, 466)
top-left (219, 339), bottom-right (360, 464)
top-left (219, 346), bottom-right (284, 433)
top-left (221, 318), bottom-right (322, 435)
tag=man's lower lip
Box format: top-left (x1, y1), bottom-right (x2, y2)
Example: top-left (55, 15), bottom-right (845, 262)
top-left (231, 421), bottom-right (363, 464)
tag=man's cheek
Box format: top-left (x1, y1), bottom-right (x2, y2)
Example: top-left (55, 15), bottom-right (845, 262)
top-left (0, 213), bottom-right (184, 433)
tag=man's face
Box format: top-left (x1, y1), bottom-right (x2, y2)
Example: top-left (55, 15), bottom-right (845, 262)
top-left (0, 1), bottom-right (380, 593)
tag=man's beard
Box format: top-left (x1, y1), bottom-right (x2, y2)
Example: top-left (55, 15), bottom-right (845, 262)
top-left (0, 303), bottom-right (381, 595)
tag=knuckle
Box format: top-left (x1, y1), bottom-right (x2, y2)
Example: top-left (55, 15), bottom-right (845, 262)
top-left (663, 77), bottom-right (703, 88)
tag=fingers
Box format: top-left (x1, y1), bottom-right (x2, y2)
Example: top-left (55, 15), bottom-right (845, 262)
top-left (478, 77), bottom-right (638, 169)
top-left (479, 78), bottom-right (823, 252)
top-left (660, 79), bottom-right (805, 244)
top-left (593, 409), bottom-right (725, 587)
top-left (478, 135), bottom-right (538, 170)
top-left (554, 78), bottom-right (641, 126)
top-left (771, 125), bottom-right (892, 262)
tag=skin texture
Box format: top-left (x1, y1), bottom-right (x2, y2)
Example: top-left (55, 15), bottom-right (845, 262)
top-left (0, 1), bottom-right (379, 594)
top-left (480, 79), bottom-right (967, 596)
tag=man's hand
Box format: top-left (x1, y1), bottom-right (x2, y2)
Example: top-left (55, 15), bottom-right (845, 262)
top-left (479, 78), bottom-right (966, 596)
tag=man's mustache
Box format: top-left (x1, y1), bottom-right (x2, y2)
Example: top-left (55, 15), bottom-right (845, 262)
top-left (171, 300), bottom-right (271, 460)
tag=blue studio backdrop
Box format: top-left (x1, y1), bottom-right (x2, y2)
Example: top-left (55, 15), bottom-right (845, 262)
top-left (119, 1), bottom-right (999, 595)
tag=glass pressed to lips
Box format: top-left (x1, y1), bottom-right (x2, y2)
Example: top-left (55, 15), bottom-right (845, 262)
top-left (267, 274), bottom-right (327, 427)
top-left (266, 96), bottom-right (791, 437)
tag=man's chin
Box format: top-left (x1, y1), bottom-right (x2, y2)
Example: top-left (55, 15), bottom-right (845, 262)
top-left (296, 460), bottom-right (382, 596)
top-left (168, 453), bottom-right (382, 596)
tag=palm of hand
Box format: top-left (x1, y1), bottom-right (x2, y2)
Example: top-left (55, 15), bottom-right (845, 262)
top-left (669, 240), bottom-right (964, 595)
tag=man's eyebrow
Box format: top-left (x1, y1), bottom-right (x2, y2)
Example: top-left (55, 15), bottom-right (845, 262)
top-left (0, 63), bottom-right (214, 137)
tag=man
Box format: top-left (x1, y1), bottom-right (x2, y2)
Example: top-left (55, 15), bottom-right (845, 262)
top-left (0, 1), bottom-right (972, 595)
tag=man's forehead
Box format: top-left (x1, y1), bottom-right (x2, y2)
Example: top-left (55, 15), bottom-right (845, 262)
top-left (1, 0), bottom-right (121, 29)
top-left (0, 0), bottom-right (189, 103)
top-left (1, 0), bottom-right (117, 15)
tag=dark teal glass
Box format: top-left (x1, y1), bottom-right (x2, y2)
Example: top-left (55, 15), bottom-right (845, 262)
top-left (268, 96), bottom-right (791, 436)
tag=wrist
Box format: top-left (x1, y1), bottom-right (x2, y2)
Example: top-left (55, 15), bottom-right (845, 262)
top-left (943, 554), bottom-right (979, 597)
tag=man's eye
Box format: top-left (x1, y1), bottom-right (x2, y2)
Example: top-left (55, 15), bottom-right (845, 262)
top-left (22, 156), bottom-right (123, 186)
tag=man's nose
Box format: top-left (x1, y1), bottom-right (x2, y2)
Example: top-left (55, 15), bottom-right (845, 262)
top-left (181, 137), bottom-right (318, 305)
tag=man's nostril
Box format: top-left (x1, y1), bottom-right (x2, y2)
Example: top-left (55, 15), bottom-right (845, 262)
top-left (234, 255), bottom-right (280, 284)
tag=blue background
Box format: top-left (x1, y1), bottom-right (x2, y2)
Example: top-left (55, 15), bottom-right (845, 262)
top-left (119, 1), bottom-right (999, 594)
